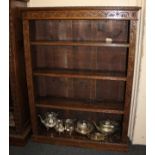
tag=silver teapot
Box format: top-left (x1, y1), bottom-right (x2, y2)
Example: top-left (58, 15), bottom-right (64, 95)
top-left (55, 119), bottom-right (65, 135)
top-left (38, 112), bottom-right (58, 130)
top-left (64, 119), bottom-right (75, 136)
top-left (93, 120), bottom-right (118, 135)
top-left (75, 120), bottom-right (93, 135)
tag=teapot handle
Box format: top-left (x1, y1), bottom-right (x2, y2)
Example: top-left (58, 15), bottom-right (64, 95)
top-left (93, 121), bottom-right (98, 129)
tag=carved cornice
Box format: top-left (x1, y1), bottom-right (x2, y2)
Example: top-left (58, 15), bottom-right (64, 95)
top-left (23, 9), bottom-right (138, 20)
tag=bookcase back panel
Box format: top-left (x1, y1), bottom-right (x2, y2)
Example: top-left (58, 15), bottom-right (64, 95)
top-left (37, 108), bottom-right (123, 122)
top-left (96, 80), bottom-right (125, 102)
top-left (34, 77), bottom-right (126, 102)
top-left (30, 20), bottom-right (129, 43)
top-left (31, 46), bottom-right (128, 73)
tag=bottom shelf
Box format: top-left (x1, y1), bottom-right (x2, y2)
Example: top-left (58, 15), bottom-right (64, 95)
top-left (32, 127), bottom-right (128, 151)
top-left (32, 134), bottom-right (128, 151)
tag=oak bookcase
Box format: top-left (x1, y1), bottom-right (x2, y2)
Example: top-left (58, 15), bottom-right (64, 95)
top-left (22, 7), bottom-right (140, 151)
top-left (9, 0), bottom-right (30, 146)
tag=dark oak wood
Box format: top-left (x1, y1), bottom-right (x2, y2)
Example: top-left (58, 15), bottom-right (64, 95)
top-left (29, 19), bottom-right (129, 42)
top-left (31, 46), bottom-right (128, 74)
top-left (31, 41), bottom-right (129, 47)
top-left (36, 97), bottom-right (124, 114)
top-left (33, 69), bottom-right (127, 81)
top-left (22, 7), bottom-right (140, 20)
top-left (34, 77), bottom-right (125, 103)
top-left (9, 125), bottom-right (31, 146)
top-left (22, 7), bottom-right (140, 151)
top-left (9, 0), bottom-right (30, 146)
top-left (122, 21), bottom-right (138, 143)
top-left (32, 134), bottom-right (128, 152)
top-left (23, 20), bottom-right (38, 134)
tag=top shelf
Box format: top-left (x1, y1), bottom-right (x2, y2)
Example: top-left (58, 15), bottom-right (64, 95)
top-left (30, 41), bottom-right (129, 48)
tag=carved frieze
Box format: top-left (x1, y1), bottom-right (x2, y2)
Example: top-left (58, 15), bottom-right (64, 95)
top-left (23, 9), bottom-right (138, 20)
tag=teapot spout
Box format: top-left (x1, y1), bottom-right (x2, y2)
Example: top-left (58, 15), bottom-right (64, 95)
top-left (38, 114), bottom-right (45, 125)
top-left (93, 121), bottom-right (100, 132)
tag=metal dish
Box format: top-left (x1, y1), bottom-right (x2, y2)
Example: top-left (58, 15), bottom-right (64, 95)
top-left (89, 132), bottom-right (106, 141)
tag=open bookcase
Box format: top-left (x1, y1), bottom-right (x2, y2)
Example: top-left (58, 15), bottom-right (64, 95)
top-left (22, 7), bottom-right (140, 151)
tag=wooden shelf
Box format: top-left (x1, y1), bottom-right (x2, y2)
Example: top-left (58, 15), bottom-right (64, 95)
top-left (33, 69), bottom-right (127, 81)
top-left (36, 97), bottom-right (124, 114)
top-left (33, 134), bottom-right (128, 151)
top-left (32, 127), bottom-right (127, 151)
top-left (31, 41), bottom-right (129, 47)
